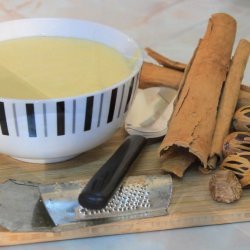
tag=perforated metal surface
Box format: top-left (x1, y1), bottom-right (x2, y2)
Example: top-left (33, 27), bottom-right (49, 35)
top-left (78, 183), bottom-right (151, 219)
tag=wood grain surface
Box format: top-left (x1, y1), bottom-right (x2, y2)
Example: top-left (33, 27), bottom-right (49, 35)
top-left (1, 129), bottom-right (250, 246)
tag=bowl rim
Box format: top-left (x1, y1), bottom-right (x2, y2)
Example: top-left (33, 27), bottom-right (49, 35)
top-left (0, 18), bottom-right (144, 103)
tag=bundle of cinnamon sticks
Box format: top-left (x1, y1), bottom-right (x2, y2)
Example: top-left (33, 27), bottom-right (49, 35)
top-left (139, 13), bottom-right (250, 177)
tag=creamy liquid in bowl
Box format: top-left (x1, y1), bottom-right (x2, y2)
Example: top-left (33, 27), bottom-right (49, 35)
top-left (0, 37), bottom-right (133, 99)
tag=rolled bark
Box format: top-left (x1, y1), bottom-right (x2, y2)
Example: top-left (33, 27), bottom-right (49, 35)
top-left (139, 61), bottom-right (250, 108)
top-left (159, 13), bottom-right (236, 175)
top-left (145, 48), bottom-right (186, 71)
top-left (208, 39), bottom-right (250, 169)
top-left (139, 62), bottom-right (182, 90)
top-left (140, 40), bottom-right (250, 172)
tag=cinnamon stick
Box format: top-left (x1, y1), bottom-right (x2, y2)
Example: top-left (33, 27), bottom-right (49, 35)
top-left (140, 46), bottom-right (250, 174)
top-left (208, 39), bottom-right (250, 169)
top-left (145, 47), bottom-right (186, 71)
top-left (139, 62), bottom-right (183, 90)
top-left (159, 13), bottom-right (236, 175)
top-left (139, 60), bottom-right (250, 107)
top-left (161, 147), bottom-right (196, 178)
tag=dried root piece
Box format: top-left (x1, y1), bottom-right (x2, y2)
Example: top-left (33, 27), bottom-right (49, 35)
top-left (233, 106), bottom-right (250, 132)
top-left (223, 132), bottom-right (250, 157)
top-left (220, 152), bottom-right (250, 187)
top-left (209, 169), bottom-right (242, 203)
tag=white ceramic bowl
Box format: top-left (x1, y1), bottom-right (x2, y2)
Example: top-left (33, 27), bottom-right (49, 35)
top-left (0, 18), bottom-right (143, 163)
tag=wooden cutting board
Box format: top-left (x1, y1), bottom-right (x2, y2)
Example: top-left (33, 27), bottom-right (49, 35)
top-left (1, 129), bottom-right (250, 246)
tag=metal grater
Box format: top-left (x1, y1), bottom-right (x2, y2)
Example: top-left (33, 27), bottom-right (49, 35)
top-left (39, 175), bottom-right (172, 228)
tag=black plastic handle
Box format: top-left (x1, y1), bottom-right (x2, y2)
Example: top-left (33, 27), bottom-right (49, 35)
top-left (78, 135), bottom-right (147, 210)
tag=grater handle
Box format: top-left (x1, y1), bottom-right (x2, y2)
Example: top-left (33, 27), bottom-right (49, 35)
top-left (78, 135), bottom-right (147, 210)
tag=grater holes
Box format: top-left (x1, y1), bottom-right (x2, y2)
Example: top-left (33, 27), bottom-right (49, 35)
top-left (78, 183), bottom-right (151, 217)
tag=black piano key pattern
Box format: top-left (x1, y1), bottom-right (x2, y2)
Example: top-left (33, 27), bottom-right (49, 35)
top-left (84, 96), bottom-right (94, 131)
top-left (107, 88), bottom-right (118, 123)
top-left (0, 102), bottom-right (9, 135)
top-left (57, 101), bottom-right (65, 136)
top-left (26, 103), bottom-right (37, 137)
